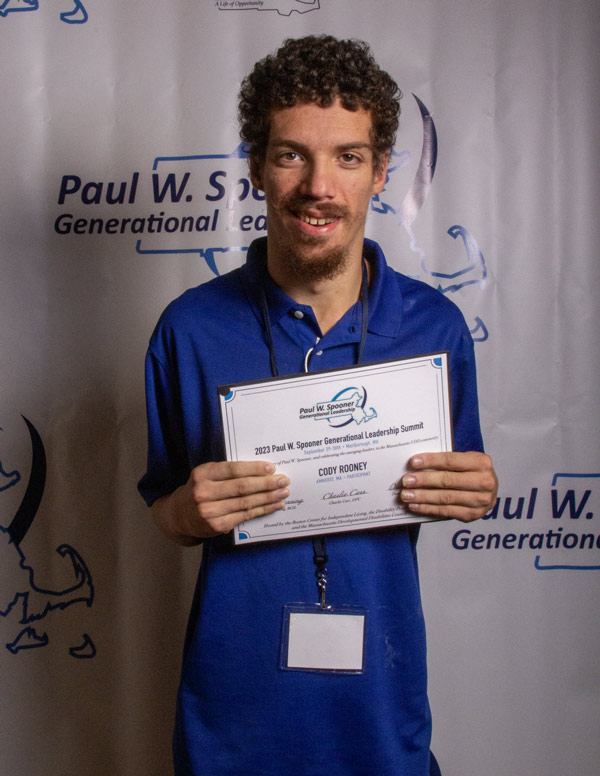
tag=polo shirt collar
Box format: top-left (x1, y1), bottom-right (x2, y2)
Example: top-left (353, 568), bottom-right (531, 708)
top-left (242, 237), bottom-right (403, 338)
top-left (362, 238), bottom-right (403, 338)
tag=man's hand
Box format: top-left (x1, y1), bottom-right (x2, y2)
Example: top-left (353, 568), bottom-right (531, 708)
top-left (151, 461), bottom-right (290, 545)
top-left (400, 451), bottom-right (497, 523)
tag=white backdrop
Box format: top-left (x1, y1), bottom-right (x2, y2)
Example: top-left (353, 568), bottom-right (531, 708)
top-left (1, 1), bottom-right (598, 774)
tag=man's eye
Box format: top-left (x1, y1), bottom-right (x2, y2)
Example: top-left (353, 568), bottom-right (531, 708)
top-left (280, 152), bottom-right (300, 162)
top-left (340, 153), bottom-right (360, 164)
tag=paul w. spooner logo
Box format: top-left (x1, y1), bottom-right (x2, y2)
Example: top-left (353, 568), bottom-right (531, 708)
top-left (452, 472), bottom-right (600, 572)
top-left (299, 386), bottom-right (377, 428)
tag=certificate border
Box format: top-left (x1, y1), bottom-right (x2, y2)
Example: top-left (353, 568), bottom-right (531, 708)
top-left (219, 351), bottom-right (453, 453)
top-left (217, 352), bottom-right (453, 544)
top-left (218, 351), bottom-right (450, 396)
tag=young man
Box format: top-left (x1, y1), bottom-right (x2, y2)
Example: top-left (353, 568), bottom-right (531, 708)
top-left (139, 35), bottom-right (497, 776)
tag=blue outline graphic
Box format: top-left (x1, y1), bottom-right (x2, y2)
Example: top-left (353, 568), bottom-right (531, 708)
top-left (0, 0), bottom-right (88, 23)
top-left (469, 317), bottom-right (488, 342)
top-left (152, 144), bottom-right (248, 171)
top-left (1, 417), bottom-right (96, 656)
top-left (0, 461), bottom-right (20, 492)
top-left (535, 556), bottom-right (600, 571)
top-left (136, 144), bottom-right (253, 275)
top-left (69, 633), bottom-right (96, 658)
top-left (534, 472), bottom-right (599, 571)
top-left (6, 626), bottom-right (48, 654)
top-left (0, 0), bottom-right (39, 16)
top-left (135, 241), bottom-right (248, 278)
top-left (431, 225), bottom-right (487, 294)
top-left (551, 473), bottom-right (600, 486)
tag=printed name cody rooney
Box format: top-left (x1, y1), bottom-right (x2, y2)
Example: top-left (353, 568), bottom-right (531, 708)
top-left (318, 461), bottom-right (369, 477)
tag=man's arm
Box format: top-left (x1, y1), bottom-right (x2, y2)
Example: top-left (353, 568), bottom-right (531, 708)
top-left (150, 461), bottom-right (290, 546)
top-left (400, 451), bottom-right (497, 522)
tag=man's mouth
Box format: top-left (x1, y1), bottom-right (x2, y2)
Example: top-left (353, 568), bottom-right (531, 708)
top-left (298, 213), bottom-right (338, 226)
top-left (284, 196), bottom-right (348, 231)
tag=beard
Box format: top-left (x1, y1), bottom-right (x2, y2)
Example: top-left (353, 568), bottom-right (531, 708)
top-left (275, 194), bottom-right (351, 282)
top-left (279, 239), bottom-right (348, 282)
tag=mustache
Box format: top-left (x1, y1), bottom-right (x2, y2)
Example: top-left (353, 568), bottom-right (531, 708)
top-left (283, 195), bottom-right (349, 220)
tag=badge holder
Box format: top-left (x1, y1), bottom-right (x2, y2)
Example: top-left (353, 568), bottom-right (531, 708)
top-left (279, 538), bottom-right (367, 674)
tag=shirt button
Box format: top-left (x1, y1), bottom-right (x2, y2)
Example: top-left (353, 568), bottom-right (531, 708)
top-left (316, 350), bottom-right (323, 356)
top-left (293, 310), bottom-right (304, 319)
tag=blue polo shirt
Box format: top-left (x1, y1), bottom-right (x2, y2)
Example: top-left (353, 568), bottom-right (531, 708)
top-left (139, 237), bottom-right (483, 776)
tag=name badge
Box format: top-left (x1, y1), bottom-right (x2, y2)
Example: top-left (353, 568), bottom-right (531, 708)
top-left (280, 604), bottom-right (367, 674)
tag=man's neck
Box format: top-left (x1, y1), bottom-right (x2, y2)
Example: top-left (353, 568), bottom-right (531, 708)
top-left (268, 253), bottom-right (367, 335)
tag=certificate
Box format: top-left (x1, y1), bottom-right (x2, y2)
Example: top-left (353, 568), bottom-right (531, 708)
top-left (219, 353), bottom-right (453, 545)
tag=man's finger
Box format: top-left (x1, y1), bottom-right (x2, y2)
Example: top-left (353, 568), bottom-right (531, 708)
top-left (193, 473), bottom-right (290, 503)
top-left (400, 487), bottom-right (493, 511)
top-left (402, 469), bottom-right (497, 493)
top-left (191, 461), bottom-right (290, 501)
top-left (403, 501), bottom-right (487, 523)
top-left (200, 460), bottom-right (277, 481)
top-left (194, 485), bottom-right (290, 522)
top-left (408, 451), bottom-right (493, 473)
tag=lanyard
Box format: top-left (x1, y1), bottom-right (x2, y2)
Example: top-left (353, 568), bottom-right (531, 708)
top-left (258, 260), bottom-right (370, 607)
top-left (258, 260), bottom-right (370, 374)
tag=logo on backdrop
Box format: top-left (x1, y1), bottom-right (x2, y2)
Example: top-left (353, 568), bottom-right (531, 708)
top-left (53, 94), bottom-right (489, 340)
top-left (452, 473), bottom-right (600, 571)
top-left (0, 0), bottom-right (87, 23)
top-left (213, 0), bottom-right (320, 15)
top-left (0, 418), bottom-right (96, 657)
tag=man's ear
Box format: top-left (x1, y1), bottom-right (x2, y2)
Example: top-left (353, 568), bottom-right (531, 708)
top-left (249, 156), bottom-right (264, 192)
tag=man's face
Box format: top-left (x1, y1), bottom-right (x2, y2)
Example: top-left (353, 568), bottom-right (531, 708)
top-left (251, 99), bottom-right (387, 282)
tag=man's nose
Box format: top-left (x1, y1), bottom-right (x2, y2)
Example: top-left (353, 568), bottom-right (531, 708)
top-left (299, 159), bottom-right (336, 200)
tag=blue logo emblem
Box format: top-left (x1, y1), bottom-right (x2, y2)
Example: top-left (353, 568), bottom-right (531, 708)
top-left (315, 386), bottom-right (377, 429)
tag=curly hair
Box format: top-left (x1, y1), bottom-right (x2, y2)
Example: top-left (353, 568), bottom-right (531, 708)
top-left (238, 35), bottom-right (401, 172)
